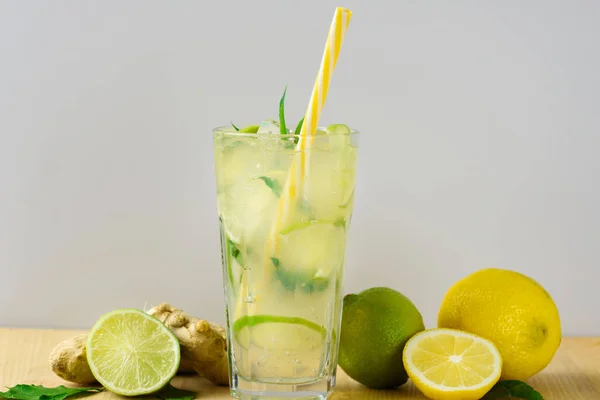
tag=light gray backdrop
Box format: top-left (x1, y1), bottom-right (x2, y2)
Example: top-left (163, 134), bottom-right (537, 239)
top-left (1, 1), bottom-right (598, 335)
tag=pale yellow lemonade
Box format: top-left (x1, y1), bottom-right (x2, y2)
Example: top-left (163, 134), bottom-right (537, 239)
top-left (213, 126), bottom-right (358, 394)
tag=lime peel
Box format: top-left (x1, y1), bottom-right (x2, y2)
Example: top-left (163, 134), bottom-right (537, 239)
top-left (232, 314), bottom-right (327, 338)
top-left (86, 308), bottom-right (180, 397)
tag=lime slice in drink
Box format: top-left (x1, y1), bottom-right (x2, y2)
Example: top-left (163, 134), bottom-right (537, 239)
top-left (302, 129), bottom-right (357, 220)
top-left (272, 221), bottom-right (345, 292)
top-left (86, 309), bottom-right (180, 396)
top-left (238, 124), bottom-right (259, 133)
top-left (326, 123), bottom-right (351, 149)
top-left (233, 315), bottom-right (326, 351)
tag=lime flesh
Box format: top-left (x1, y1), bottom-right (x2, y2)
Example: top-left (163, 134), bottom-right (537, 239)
top-left (273, 221), bottom-right (345, 293)
top-left (86, 308), bottom-right (180, 396)
top-left (233, 314), bottom-right (326, 351)
top-left (239, 125), bottom-right (259, 133)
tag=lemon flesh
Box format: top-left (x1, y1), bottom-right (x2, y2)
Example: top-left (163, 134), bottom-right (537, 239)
top-left (86, 309), bottom-right (180, 396)
top-left (403, 328), bottom-right (502, 400)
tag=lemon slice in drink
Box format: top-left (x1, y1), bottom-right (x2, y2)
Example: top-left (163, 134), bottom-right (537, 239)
top-left (86, 309), bottom-right (180, 396)
top-left (403, 328), bottom-right (502, 400)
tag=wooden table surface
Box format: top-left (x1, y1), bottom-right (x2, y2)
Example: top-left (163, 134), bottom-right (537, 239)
top-left (1, 328), bottom-right (599, 399)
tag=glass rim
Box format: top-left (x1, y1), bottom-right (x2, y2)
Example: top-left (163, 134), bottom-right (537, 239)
top-left (213, 125), bottom-right (360, 138)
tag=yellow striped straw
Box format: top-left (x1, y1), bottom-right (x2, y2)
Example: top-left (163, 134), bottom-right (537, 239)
top-left (250, 6), bottom-right (352, 306)
top-left (278, 6), bottom-right (352, 225)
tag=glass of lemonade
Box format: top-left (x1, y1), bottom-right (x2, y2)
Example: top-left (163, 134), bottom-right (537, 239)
top-left (213, 125), bottom-right (359, 399)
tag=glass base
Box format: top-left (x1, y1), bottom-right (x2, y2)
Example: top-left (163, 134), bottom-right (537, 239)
top-left (230, 373), bottom-right (336, 400)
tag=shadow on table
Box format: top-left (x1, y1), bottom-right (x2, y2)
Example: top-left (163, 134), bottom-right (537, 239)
top-left (331, 380), bottom-right (427, 399)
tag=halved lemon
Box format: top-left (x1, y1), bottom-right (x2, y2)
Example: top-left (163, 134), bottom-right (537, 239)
top-left (403, 328), bottom-right (502, 400)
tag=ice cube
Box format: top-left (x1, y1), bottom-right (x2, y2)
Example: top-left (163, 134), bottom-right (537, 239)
top-left (257, 119), bottom-right (281, 134)
top-left (217, 177), bottom-right (280, 244)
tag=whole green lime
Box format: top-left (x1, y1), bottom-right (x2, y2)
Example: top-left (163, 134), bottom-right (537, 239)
top-left (338, 287), bottom-right (425, 389)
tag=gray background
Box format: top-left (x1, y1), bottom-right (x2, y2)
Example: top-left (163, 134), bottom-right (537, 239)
top-left (1, 1), bottom-right (598, 335)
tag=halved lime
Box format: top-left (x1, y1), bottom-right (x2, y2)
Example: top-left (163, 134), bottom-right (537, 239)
top-left (86, 309), bottom-right (180, 396)
top-left (233, 315), bottom-right (326, 351)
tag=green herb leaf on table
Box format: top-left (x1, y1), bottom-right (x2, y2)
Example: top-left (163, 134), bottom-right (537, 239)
top-left (258, 176), bottom-right (282, 197)
top-left (278, 86), bottom-right (288, 136)
top-left (482, 380), bottom-right (544, 400)
top-left (0, 385), bottom-right (103, 400)
top-left (231, 122), bottom-right (239, 131)
top-left (156, 384), bottom-right (196, 400)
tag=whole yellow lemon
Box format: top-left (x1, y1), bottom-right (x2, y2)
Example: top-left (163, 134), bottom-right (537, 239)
top-left (438, 268), bottom-right (561, 380)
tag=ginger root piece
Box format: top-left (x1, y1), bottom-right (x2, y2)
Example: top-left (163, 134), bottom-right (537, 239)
top-left (49, 304), bottom-right (228, 386)
top-left (147, 303), bottom-right (229, 386)
top-left (49, 334), bottom-right (96, 384)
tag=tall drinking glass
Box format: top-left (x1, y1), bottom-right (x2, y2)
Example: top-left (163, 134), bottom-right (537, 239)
top-left (213, 127), bottom-right (359, 399)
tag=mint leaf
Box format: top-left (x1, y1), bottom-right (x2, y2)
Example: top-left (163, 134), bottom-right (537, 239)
top-left (0, 385), bottom-right (103, 400)
top-left (279, 86), bottom-right (288, 135)
top-left (258, 176), bottom-right (282, 197)
top-left (156, 384), bottom-right (196, 400)
top-left (271, 257), bottom-right (280, 267)
top-left (225, 238), bottom-right (242, 288)
top-left (294, 117), bottom-right (305, 136)
top-left (228, 238), bottom-right (244, 267)
top-left (483, 380), bottom-right (544, 400)
top-left (231, 122), bottom-right (239, 131)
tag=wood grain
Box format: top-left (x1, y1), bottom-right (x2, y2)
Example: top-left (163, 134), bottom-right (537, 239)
top-left (1, 328), bottom-right (598, 399)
